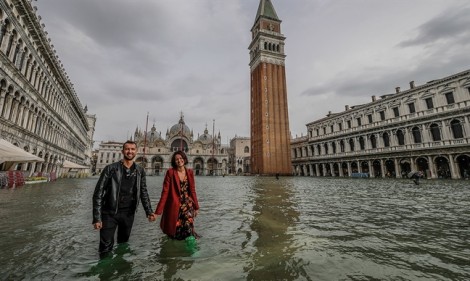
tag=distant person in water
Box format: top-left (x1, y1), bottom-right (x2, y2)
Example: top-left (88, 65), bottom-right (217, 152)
top-left (409, 171), bottom-right (423, 185)
top-left (92, 140), bottom-right (156, 257)
top-left (154, 151), bottom-right (200, 240)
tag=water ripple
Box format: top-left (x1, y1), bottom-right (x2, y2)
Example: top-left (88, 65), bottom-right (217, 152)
top-left (0, 177), bottom-right (469, 280)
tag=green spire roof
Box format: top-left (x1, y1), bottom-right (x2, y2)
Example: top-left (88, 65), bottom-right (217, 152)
top-left (255, 0), bottom-right (279, 22)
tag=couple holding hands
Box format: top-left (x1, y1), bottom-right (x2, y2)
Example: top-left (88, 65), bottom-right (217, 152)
top-left (92, 140), bottom-right (200, 256)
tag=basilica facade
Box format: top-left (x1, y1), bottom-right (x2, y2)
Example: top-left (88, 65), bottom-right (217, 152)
top-left (0, 0), bottom-right (94, 177)
top-left (95, 114), bottom-right (230, 176)
top-left (291, 69), bottom-right (470, 179)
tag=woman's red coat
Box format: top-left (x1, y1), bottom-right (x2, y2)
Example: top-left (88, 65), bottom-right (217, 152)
top-left (155, 167), bottom-right (199, 237)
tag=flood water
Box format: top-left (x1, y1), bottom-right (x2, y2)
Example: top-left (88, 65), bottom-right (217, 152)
top-left (0, 176), bottom-right (469, 281)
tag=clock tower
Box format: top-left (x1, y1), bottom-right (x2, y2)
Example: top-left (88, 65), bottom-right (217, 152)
top-left (249, 0), bottom-right (292, 176)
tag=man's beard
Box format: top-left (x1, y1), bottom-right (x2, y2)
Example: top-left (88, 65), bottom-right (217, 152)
top-left (123, 154), bottom-right (135, 161)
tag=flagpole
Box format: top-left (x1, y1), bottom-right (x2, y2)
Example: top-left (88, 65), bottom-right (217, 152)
top-left (180, 111), bottom-right (183, 151)
top-left (143, 112), bottom-right (148, 169)
top-left (212, 119), bottom-right (215, 175)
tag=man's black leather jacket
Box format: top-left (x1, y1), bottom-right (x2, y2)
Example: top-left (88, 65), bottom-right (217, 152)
top-left (92, 161), bottom-right (153, 224)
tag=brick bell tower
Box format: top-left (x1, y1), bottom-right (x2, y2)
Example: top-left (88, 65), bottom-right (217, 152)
top-left (249, 0), bottom-right (292, 176)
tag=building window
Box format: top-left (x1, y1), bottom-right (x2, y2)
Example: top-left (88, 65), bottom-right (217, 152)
top-left (356, 118), bottom-right (361, 126)
top-left (393, 107), bottom-right (399, 117)
top-left (451, 120), bottom-right (464, 139)
top-left (324, 143), bottom-right (329, 154)
top-left (349, 139), bottom-right (355, 151)
top-left (379, 111), bottom-right (385, 121)
top-left (408, 103), bottom-right (416, 114)
top-left (317, 144), bottom-right (322, 155)
top-left (323, 127), bottom-right (327, 134)
top-left (425, 97), bottom-right (434, 109)
top-left (316, 129), bottom-right (319, 136)
top-left (359, 136), bottom-right (365, 150)
top-left (370, 135), bottom-right (377, 149)
top-left (338, 123), bottom-right (343, 131)
top-left (332, 142), bottom-right (336, 154)
top-left (347, 120), bottom-right (351, 129)
top-left (430, 123), bottom-right (441, 141)
top-left (445, 92), bottom-right (455, 104)
top-left (340, 140), bottom-right (345, 152)
top-left (330, 125), bottom-right (334, 133)
top-left (383, 132), bottom-right (390, 147)
top-left (396, 130), bottom-right (405, 145)
top-left (412, 127), bottom-right (422, 143)
top-left (367, 114), bottom-right (373, 123)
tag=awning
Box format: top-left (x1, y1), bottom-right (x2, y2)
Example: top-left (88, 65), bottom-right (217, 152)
top-left (0, 138), bottom-right (44, 165)
top-left (63, 160), bottom-right (89, 170)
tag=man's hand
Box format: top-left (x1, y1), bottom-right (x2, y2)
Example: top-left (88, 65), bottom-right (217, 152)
top-left (93, 222), bottom-right (102, 230)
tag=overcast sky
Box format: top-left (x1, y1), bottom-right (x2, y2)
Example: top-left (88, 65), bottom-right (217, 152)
top-left (34, 0), bottom-right (470, 145)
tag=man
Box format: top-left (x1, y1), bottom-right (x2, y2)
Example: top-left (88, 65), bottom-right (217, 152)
top-left (92, 140), bottom-right (156, 256)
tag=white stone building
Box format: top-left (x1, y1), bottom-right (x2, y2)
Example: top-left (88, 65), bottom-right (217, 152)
top-left (95, 114), bottom-right (230, 176)
top-left (291, 69), bottom-right (470, 179)
top-left (229, 136), bottom-right (251, 175)
top-left (0, 0), bottom-right (95, 177)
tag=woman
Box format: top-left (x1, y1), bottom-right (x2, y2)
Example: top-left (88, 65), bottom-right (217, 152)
top-left (155, 151), bottom-right (200, 240)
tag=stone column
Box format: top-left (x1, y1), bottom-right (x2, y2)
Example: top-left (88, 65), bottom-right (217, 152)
top-left (380, 159), bottom-right (386, 178)
top-left (427, 155), bottom-right (436, 179)
top-left (390, 131), bottom-right (397, 147)
top-left (368, 160), bottom-right (375, 177)
top-left (463, 116), bottom-right (470, 139)
top-left (441, 120), bottom-right (450, 140)
top-left (422, 124), bottom-right (430, 143)
top-left (448, 154), bottom-right (459, 179)
top-left (411, 157), bottom-right (417, 172)
top-left (377, 133), bottom-right (384, 148)
top-left (394, 158), bottom-right (401, 178)
top-left (8, 40), bottom-right (18, 61)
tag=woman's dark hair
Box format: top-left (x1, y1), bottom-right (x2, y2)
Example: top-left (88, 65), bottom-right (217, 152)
top-left (171, 151), bottom-right (188, 168)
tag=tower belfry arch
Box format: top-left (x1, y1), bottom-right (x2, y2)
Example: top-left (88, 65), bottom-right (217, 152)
top-left (249, 0), bottom-right (292, 176)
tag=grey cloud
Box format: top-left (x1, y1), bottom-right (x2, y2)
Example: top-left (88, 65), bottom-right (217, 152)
top-left (399, 5), bottom-right (470, 47)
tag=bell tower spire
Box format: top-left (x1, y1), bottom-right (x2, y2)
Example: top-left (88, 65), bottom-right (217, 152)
top-left (249, 0), bottom-right (292, 176)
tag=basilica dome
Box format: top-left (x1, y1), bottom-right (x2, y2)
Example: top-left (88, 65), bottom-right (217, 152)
top-left (197, 127), bottom-right (213, 144)
top-left (169, 115), bottom-right (191, 137)
top-left (146, 125), bottom-right (162, 140)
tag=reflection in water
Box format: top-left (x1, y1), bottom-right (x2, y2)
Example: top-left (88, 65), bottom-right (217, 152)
top-left (156, 236), bottom-right (197, 280)
top-left (246, 178), bottom-right (302, 281)
top-left (82, 243), bottom-right (134, 280)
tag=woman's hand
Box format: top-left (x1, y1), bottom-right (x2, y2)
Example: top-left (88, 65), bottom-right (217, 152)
top-left (148, 213), bottom-right (157, 222)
